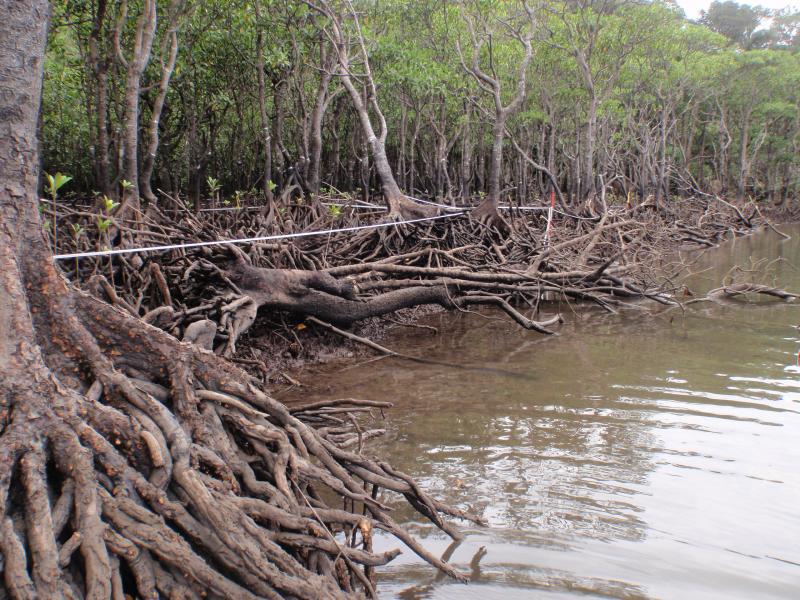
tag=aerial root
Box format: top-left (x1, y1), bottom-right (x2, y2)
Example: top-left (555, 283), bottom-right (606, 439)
top-left (19, 445), bottom-right (61, 597)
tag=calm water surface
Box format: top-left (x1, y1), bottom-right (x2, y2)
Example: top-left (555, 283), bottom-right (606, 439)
top-left (281, 227), bottom-right (800, 599)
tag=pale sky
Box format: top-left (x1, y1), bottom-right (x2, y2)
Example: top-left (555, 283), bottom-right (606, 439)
top-left (675, 0), bottom-right (799, 19)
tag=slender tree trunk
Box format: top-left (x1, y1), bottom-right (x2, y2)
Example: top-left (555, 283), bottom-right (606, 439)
top-left (398, 102), bottom-right (407, 189)
top-left (583, 96), bottom-right (598, 200)
top-left (717, 101), bottom-right (731, 195)
top-left (655, 106), bottom-right (669, 207)
top-left (461, 100), bottom-right (473, 203)
top-left (119, 0), bottom-right (157, 213)
top-left (476, 145), bottom-right (485, 193)
top-left (487, 118), bottom-right (506, 208)
top-left (357, 126), bottom-right (370, 203)
top-left (87, 0), bottom-right (113, 197)
top-left (140, 0), bottom-right (185, 205)
top-left (409, 114), bottom-right (421, 195)
top-left (436, 97), bottom-right (448, 200)
top-left (271, 76), bottom-right (286, 191)
top-left (737, 110), bottom-right (752, 201)
top-left (684, 102), bottom-right (698, 167)
top-left (307, 42), bottom-right (334, 195)
top-left (698, 120), bottom-right (707, 190)
top-left (95, 68), bottom-right (112, 197)
top-left (779, 163), bottom-right (790, 204)
top-left (254, 0), bottom-right (274, 203)
top-left (329, 98), bottom-right (342, 187)
top-left (537, 123), bottom-right (546, 194)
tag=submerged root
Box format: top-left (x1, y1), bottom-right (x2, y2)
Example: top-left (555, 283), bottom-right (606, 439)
top-left (707, 282), bottom-right (798, 301)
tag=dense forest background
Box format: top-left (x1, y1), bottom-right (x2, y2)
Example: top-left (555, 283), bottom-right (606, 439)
top-left (42, 0), bottom-right (800, 211)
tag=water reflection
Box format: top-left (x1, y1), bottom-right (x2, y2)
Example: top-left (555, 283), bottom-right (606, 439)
top-left (281, 226), bottom-right (800, 599)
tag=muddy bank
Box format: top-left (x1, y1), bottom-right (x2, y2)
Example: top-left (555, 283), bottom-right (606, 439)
top-left (230, 201), bottom-right (799, 386)
top-left (231, 304), bottom-right (446, 383)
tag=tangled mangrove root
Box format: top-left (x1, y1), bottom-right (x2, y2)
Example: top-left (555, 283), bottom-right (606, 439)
top-left (50, 192), bottom-right (766, 367)
top-left (2, 247), bottom-right (486, 599)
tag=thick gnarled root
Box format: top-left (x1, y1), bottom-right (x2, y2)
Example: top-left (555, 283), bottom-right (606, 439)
top-left (0, 283), bottom-right (483, 600)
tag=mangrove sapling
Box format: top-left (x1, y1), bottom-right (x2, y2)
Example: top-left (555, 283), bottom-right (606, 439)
top-left (44, 171), bottom-right (72, 254)
top-left (207, 175), bottom-right (221, 209)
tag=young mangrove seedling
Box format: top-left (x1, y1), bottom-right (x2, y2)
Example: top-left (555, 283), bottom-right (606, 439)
top-left (44, 171), bottom-right (72, 253)
top-left (207, 176), bottom-right (221, 208)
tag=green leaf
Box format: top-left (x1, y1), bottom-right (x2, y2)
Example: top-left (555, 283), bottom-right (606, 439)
top-left (96, 216), bottom-right (113, 232)
top-left (102, 195), bottom-right (119, 213)
top-left (54, 172), bottom-right (72, 189)
top-left (44, 172), bottom-right (71, 199)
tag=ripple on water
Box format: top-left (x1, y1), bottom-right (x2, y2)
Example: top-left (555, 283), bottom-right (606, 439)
top-left (283, 227), bottom-right (800, 599)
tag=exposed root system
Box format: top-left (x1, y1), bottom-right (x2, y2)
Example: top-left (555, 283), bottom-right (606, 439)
top-left (3, 192), bottom-right (781, 599)
top-left (52, 194), bottom-right (773, 363)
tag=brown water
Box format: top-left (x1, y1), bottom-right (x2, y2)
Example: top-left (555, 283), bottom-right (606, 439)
top-left (281, 227), bottom-right (800, 599)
